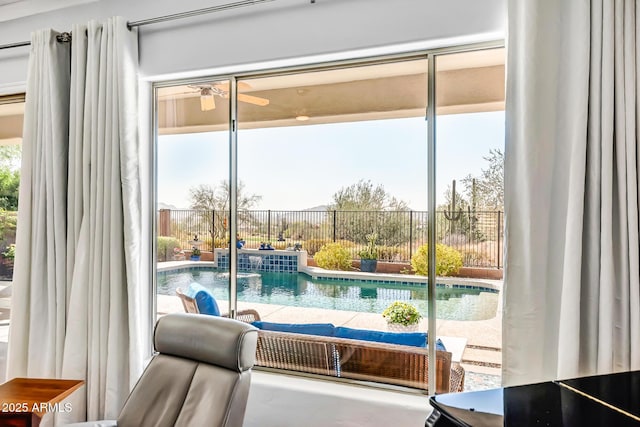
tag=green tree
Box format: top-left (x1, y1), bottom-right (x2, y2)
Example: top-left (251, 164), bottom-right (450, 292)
top-left (189, 180), bottom-right (261, 212)
top-left (461, 148), bottom-right (504, 210)
top-left (0, 145), bottom-right (21, 267)
top-left (0, 145), bottom-right (21, 210)
top-left (329, 179), bottom-right (408, 211)
top-left (0, 169), bottom-right (20, 210)
top-left (189, 180), bottom-right (262, 239)
top-left (327, 180), bottom-right (413, 246)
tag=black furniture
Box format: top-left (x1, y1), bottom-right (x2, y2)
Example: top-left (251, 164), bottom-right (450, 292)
top-left (427, 370), bottom-right (640, 426)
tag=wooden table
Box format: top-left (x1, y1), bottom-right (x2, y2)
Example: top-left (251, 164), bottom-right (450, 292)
top-left (0, 378), bottom-right (84, 427)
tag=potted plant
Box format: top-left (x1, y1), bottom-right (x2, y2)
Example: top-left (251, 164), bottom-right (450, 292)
top-left (1, 244), bottom-right (14, 278)
top-left (358, 233), bottom-right (378, 273)
top-left (173, 247), bottom-right (185, 261)
top-left (382, 301), bottom-right (422, 332)
top-left (190, 248), bottom-right (201, 261)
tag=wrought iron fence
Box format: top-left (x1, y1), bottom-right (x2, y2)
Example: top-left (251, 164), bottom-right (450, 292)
top-left (158, 209), bottom-right (504, 269)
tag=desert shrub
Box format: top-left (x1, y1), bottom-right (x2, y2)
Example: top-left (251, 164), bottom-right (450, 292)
top-left (200, 237), bottom-right (213, 251)
top-left (273, 241), bottom-right (287, 250)
top-left (213, 237), bottom-right (227, 248)
top-left (461, 249), bottom-right (492, 267)
top-left (314, 243), bottom-right (352, 271)
top-left (376, 245), bottom-right (409, 262)
top-left (157, 236), bottom-right (181, 262)
top-left (2, 244), bottom-right (15, 261)
top-left (304, 238), bottom-right (333, 256)
top-left (336, 239), bottom-right (356, 248)
top-left (411, 243), bottom-right (463, 276)
top-left (0, 210), bottom-right (17, 245)
top-left (441, 233), bottom-right (468, 246)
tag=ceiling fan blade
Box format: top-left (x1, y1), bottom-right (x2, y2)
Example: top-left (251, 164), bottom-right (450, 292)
top-left (238, 93), bottom-right (270, 106)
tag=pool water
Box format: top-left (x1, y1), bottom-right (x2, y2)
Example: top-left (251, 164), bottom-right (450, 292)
top-left (157, 269), bottom-right (499, 321)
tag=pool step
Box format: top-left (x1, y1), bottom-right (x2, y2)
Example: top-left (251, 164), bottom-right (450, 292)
top-left (461, 363), bottom-right (501, 378)
top-left (462, 345), bottom-right (502, 370)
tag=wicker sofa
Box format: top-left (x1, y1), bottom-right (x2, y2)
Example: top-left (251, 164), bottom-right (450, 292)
top-left (176, 287), bottom-right (464, 394)
top-left (254, 327), bottom-right (464, 394)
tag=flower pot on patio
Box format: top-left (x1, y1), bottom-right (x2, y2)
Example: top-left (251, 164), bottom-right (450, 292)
top-left (382, 301), bottom-right (422, 333)
top-left (190, 248), bottom-right (201, 261)
top-left (358, 234), bottom-right (379, 273)
top-left (360, 259), bottom-right (378, 273)
top-left (386, 321), bottom-right (419, 332)
top-left (360, 259), bottom-right (377, 273)
top-left (189, 236), bottom-right (202, 261)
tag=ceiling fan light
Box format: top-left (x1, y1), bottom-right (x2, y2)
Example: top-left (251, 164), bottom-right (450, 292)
top-left (200, 88), bottom-right (216, 111)
top-left (296, 115), bottom-right (310, 121)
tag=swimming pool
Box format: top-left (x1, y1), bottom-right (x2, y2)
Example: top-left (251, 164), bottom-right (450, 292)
top-left (156, 268), bottom-right (499, 321)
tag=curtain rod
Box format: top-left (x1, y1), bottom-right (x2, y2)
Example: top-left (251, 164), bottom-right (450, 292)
top-left (0, 0), bottom-right (315, 51)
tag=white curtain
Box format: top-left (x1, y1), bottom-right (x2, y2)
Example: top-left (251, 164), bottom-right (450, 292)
top-left (7, 17), bottom-right (146, 423)
top-left (504, 0), bottom-right (640, 386)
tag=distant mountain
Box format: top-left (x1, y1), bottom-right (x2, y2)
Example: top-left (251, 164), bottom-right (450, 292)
top-left (274, 205), bottom-right (329, 223)
top-left (303, 205), bottom-right (328, 212)
top-left (157, 202), bottom-right (329, 212)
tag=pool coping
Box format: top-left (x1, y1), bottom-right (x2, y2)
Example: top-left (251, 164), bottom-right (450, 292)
top-left (300, 266), bottom-right (501, 292)
top-left (157, 261), bottom-right (501, 293)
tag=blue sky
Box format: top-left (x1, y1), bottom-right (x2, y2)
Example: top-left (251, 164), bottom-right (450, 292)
top-left (157, 111), bottom-right (505, 211)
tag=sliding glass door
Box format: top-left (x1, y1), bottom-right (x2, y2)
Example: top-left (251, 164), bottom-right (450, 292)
top-left (234, 59), bottom-right (432, 389)
top-left (434, 47), bottom-right (505, 390)
top-left (152, 45), bottom-right (505, 393)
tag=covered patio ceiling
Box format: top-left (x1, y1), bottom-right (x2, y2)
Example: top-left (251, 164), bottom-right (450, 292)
top-left (158, 48), bottom-right (505, 135)
top-left (0, 49), bottom-right (505, 144)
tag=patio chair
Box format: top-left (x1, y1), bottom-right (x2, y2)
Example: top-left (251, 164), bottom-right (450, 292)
top-left (176, 286), bottom-right (261, 323)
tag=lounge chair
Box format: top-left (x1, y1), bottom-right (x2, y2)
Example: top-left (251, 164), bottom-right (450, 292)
top-left (176, 286), bottom-right (261, 324)
top-left (175, 287), bottom-right (464, 393)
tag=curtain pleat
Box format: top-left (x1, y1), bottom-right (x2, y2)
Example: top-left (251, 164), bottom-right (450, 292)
top-left (8, 17), bottom-right (145, 425)
top-left (505, 0), bottom-right (640, 386)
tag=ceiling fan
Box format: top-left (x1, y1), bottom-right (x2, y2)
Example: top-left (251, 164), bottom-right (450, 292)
top-left (188, 82), bottom-right (270, 111)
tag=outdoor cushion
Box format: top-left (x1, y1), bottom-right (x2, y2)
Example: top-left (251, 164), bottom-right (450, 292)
top-left (185, 282), bottom-right (221, 316)
top-left (251, 321), bottom-right (335, 337)
top-left (334, 326), bottom-right (447, 351)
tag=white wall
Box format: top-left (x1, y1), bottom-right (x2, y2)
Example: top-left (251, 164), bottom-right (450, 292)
top-left (246, 371), bottom-right (432, 427)
top-left (0, 0), bottom-right (506, 87)
top-left (0, 0), bottom-right (506, 424)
